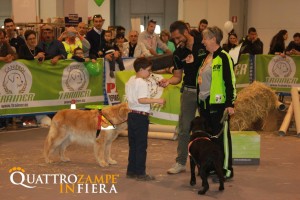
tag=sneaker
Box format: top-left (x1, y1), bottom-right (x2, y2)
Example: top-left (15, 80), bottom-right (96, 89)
top-left (110, 71), bottom-right (115, 78)
top-left (126, 172), bottom-right (137, 179)
top-left (212, 175), bottom-right (233, 183)
top-left (136, 174), bottom-right (155, 181)
top-left (126, 174), bottom-right (137, 179)
top-left (167, 163), bottom-right (186, 174)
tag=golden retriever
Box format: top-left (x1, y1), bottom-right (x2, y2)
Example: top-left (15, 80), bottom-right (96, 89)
top-left (44, 102), bottom-right (130, 167)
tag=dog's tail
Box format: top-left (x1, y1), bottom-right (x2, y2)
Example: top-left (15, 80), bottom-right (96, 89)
top-left (44, 118), bottom-right (59, 163)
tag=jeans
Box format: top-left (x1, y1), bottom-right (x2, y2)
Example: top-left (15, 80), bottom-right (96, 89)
top-left (175, 87), bottom-right (198, 165)
top-left (127, 113), bottom-right (149, 175)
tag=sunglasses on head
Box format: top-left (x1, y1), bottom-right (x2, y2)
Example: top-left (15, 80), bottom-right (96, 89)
top-left (93, 15), bottom-right (104, 19)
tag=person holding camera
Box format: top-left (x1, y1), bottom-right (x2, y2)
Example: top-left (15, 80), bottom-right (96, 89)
top-left (58, 26), bottom-right (83, 59)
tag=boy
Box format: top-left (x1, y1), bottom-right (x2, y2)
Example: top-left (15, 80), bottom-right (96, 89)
top-left (125, 57), bottom-right (165, 181)
top-left (72, 47), bottom-right (92, 62)
top-left (100, 30), bottom-right (125, 78)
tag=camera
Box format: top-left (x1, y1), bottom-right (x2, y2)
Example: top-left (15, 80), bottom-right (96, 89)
top-left (68, 32), bottom-right (76, 37)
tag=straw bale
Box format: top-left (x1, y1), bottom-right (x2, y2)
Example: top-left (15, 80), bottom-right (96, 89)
top-left (230, 81), bottom-right (278, 131)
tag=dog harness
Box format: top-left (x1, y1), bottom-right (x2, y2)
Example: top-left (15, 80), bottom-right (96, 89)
top-left (96, 111), bottom-right (114, 138)
top-left (188, 136), bottom-right (211, 168)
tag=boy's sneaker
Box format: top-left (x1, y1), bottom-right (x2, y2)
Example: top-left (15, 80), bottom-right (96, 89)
top-left (136, 174), bottom-right (155, 181)
top-left (126, 174), bottom-right (137, 179)
top-left (167, 163), bottom-right (186, 174)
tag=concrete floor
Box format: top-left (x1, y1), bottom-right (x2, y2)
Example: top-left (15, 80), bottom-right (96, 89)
top-left (0, 127), bottom-right (300, 200)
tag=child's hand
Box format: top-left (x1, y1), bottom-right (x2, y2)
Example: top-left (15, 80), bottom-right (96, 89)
top-left (157, 98), bottom-right (166, 105)
top-left (91, 59), bottom-right (96, 63)
top-left (113, 51), bottom-right (120, 58)
top-left (84, 58), bottom-right (90, 62)
top-left (98, 51), bottom-right (103, 56)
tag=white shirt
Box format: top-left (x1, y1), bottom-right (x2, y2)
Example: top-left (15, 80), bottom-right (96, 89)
top-left (122, 42), bottom-right (152, 58)
top-left (125, 76), bottom-right (150, 112)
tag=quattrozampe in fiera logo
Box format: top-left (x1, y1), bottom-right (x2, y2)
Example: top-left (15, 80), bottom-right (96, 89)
top-left (9, 167), bottom-right (119, 194)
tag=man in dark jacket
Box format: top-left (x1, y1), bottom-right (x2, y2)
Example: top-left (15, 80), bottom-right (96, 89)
top-left (240, 27), bottom-right (264, 54)
top-left (86, 14), bottom-right (106, 59)
top-left (4, 18), bottom-right (25, 52)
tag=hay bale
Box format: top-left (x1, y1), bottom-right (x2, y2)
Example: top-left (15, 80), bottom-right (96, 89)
top-left (230, 81), bottom-right (278, 131)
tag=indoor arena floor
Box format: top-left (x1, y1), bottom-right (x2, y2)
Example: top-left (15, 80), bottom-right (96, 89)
top-left (0, 127), bottom-right (299, 200)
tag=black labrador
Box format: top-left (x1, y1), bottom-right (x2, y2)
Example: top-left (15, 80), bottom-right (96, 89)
top-left (189, 116), bottom-right (224, 195)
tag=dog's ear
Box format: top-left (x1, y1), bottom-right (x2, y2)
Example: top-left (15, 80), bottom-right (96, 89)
top-left (118, 103), bottom-right (130, 120)
top-left (8, 73), bottom-right (15, 82)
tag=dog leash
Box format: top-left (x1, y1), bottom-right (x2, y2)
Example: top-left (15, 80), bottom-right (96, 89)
top-left (96, 112), bottom-right (103, 138)
top-left (210, 110), bottom-right (229, 139)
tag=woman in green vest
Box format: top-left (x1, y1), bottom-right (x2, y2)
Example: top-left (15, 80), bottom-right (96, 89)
top-left (198, 26), bottom-right (236, 182)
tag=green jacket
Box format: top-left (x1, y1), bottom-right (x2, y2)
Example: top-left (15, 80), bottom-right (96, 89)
top-left (197, 47), bottom-right (236, 108)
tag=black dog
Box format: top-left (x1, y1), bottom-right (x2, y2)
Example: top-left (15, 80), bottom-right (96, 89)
top-left (189, 116), bottom-right (224, 195)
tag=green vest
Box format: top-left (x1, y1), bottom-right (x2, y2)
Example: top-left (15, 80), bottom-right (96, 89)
top-left (209, 50), bottom-right (236, 104)
top-left (197, 49), bottom-right (236, 105)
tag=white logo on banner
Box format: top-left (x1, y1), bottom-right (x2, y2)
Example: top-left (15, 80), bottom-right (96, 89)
top-left (62, 62), bottom-right (89, 91)
top-left (0, 61), bottom-right (32, 95)
top-left (266, 55), bottom-right (298, 87)
top-left (268, 55), bottom-right (296, 78)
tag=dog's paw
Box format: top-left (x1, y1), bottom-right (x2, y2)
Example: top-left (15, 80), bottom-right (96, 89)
top-left (190, 180), bottom-right (196, 186)
top-left (45, 158), bottom-right (53, 164)
top-left (108, 159), bottom-right (117, 165)
top-left (198, 188), bottom-right (208, 195)
top-left (99, 161), bottom-right (109, 167)
top-left (219, 185), bottom-right (224, 191)
top-left (61, 157), bottom-right (71, 162)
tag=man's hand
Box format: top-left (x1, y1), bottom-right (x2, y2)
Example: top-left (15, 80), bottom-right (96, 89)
top-left (51, 56), bottom-right (60, 65)
top-left (226, 107), bottom-right (234, 116)
top-left (158, 79), bottom-right (170, 88)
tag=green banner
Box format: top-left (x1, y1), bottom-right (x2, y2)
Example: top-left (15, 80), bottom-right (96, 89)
top-left (115, 70), bottom-right (181, 125)
top-left (234, 54), bottom-right (250, 90)
top-left (0, 59), bottom-right (104, 116)
top-left (255, 55), bottom-right (300, 92)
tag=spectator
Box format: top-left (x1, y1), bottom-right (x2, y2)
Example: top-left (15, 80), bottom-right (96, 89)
top-left (286, 32), bottom-right (300, 55)
top-left (0, 29), bottom-right (17, 62)
top-left (58, 26), bottom-right (83, 59)
top-left (190, 19), bottom-right (208, 42)
top-left (138, 19), bottom-right (171, 56)
top-left (72, 47), bottom-right (91, 62)
top-left (240, 27), bottom-right (263, 54)
top-left (37, 24), bottom-right (67, 64)
top-left (4, 18), bottom-right (25, 52)
top-left (222, 32), bottom-right (239, 52)
top-left (122, 30), bottom-right (151, 58)
top-left (115, 33), bottom-right (126, 54)
top-left (18, 30), bottom-right (45, 61)
top-left (157, 29), bottom-right (176, 54)
top-left (77, 22), bottom-right (91, 58)
top-left (86, 14), bottom-right (106, 59)
top-left (116, 26), bottom-right (128, 42)
top-left (101, 30), bottom-right (125, 78)
top-left (268, 29), bottom-right (288, 55)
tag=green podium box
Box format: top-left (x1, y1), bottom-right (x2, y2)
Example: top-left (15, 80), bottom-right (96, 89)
top-left (231, 131), bottom-right (260, 165)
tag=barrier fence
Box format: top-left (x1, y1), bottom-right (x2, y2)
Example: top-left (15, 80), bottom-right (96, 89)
top-left (1, 55), bottom-right (300, 124)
